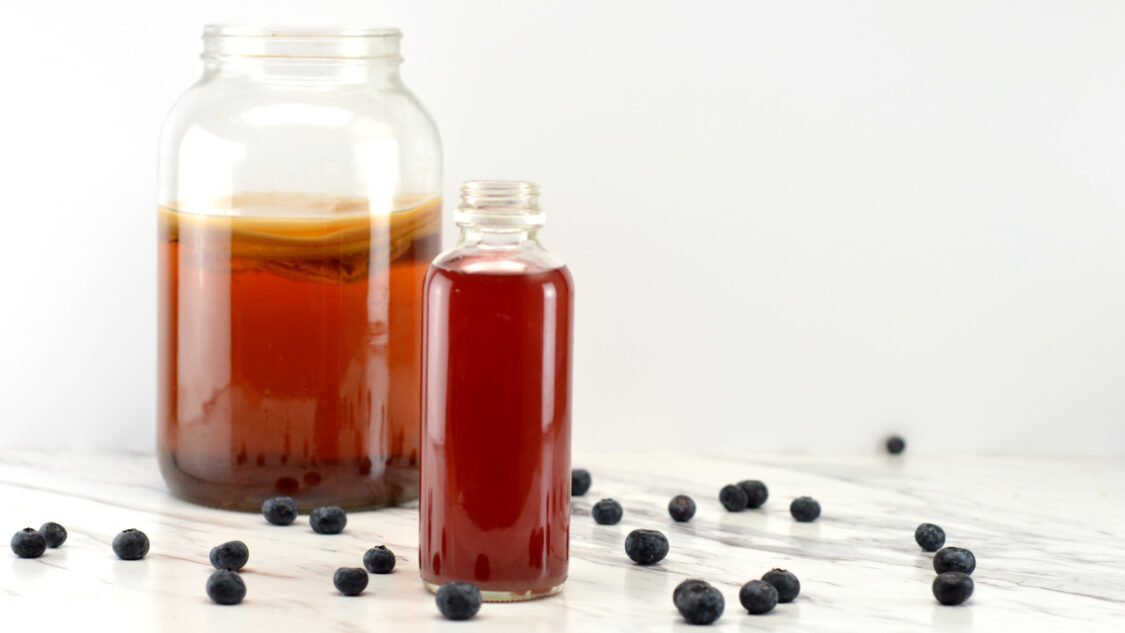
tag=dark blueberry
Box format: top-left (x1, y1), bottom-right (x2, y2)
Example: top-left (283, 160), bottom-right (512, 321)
top-left (624, 528), bottom-right (669, 565)
top-left (209, 540), bottom-right (249, 571)
top-left (363, 545), bottom-right (396, 574)
top-left (38, 522), bottom-right (67, 548)
top-left (435, 582), bottom-right (482, 620)
top-left (309, 506), bottom-right (347, 534)
top-left (739, 579), bottom-right (779, 615)
top-left (673, 579), bottom-right (711, 611)
top-left (10, 528), bottom-right (47, 559)
top-left (933, 547), bottom-right (976, 575)
top-left (112, 529), bottom-right (150, 560)
top-left (886, 435), bottom-right (906, 455)
top-left (674, 580), bottom-right (724, 625)
top-left (789, 496), bottom-right (821, 522)
top-left (206, 570), bottom-right (246, 605)
top-left (591, 498), bottom-right (623, 525)
top-left (737, 480), bottom-right (769, 509)
top-left (668, 495), bottom-right (697, 522)
top-left (915, 523), bottom-right (946, 552)
top-left (571, 468), bottom-right (592, 496)
top-left (932, 571), bottom-right (974, 605)
top-left (261, 496), bottom-right (298, 526)
top-left (719, 484), bottom-right (749, 512)
top-left (333, 567), bottom-right (369, 596)
top-left (761, 568), bottom-right (800, 603)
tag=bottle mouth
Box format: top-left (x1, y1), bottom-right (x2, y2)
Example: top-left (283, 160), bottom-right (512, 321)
top-left (202, 25), bottom-right (403, 62)
top-left (456, 180), bottom-right (545, 228)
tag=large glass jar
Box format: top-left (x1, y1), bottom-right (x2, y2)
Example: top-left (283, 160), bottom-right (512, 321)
top-left (157, 26), bottom-right (441, 510)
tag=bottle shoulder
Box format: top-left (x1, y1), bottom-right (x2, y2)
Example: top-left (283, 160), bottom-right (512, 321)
top-left (430, 242), bottom-right (567, 277)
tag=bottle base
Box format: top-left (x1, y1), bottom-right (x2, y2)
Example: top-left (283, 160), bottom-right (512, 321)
top-left (423, 580), bottom-right (564, 603)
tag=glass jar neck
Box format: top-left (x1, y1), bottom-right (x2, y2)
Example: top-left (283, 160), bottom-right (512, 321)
top-left (201, 25), bottom-right (403, 83)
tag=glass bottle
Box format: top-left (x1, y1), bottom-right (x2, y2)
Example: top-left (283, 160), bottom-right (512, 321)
top-left (420, 181), bottom-right (574, 601)
top-left (157, 26), bottom-right (441, 510)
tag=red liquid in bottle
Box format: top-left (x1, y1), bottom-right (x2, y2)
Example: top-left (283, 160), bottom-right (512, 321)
top-left (420, 258), bottom-right (573, 599)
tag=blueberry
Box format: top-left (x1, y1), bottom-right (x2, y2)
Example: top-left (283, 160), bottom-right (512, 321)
top-left (38, 522), bottom-right (67, 548)
top-left (932, 571), bottom-right (974, 605)
top-left (624, 528), bottom-right (669, 565)
top-left (761, 568), bottom-right (801, 603)
top-left (739, 579), bottom-right (779, 614)
top-left (10, 528), bottom-right (47, 559)
top-left (886, 435), bottom-right (906, 455)
top-left (112, 529), bottom-right (150, 560)
top-left (333, 567), bottom-right (369, 596)
top-left (915, 523), bottom-right (946, 552)
top-left (363, 545), bottom-right (396, 574)
top-left (571, 468), bottom-right (592, 496)
top-left (668, 495), bottom-right (696, 522)
top-left (435, 582), bottom-right (482, 620)
top-left (309, 506), bottom-right (347, 534)
top-left (591, 498), bottom-right (623, 525)
top-left (674, 580), bottom-right (724, 625)
top-left (673, 578), bottom-right (711, 611)
top-left (209, 540), bottom-right (249, 571)
top-left (261, 496), bottom-right (298, 526)
top-left (719, 484), bottom-right (749, 512)
top-left (737, 480), bottom-right (769, 509)
top-left (789, 496), bottom-right (821, 522)
top-left (206, 570), bottom-right (246, 605)
top-left (933, 547), bottom-right (976, 575)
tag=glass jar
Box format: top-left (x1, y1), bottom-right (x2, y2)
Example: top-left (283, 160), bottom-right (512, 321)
top-left (420, 181), bottom-right (573, 601)
top-left (157, 26), bottom-right (441, 510)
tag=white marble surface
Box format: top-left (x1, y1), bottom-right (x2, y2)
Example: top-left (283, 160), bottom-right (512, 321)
top-left (2, 450), bottom-right (1124, 632)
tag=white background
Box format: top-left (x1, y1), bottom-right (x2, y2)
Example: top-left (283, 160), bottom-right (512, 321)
top-left (1, 1), bottom-right (1123, 456)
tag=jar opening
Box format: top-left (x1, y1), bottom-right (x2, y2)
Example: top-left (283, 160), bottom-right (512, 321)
top-left (202, 25), bottom-right (403, 62)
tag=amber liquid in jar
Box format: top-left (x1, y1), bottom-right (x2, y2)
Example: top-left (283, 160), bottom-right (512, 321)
top-left (158, 194), bottom-right (440, 510)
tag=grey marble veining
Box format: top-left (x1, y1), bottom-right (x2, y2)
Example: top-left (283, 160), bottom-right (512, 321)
top-left (2, 449), bottom-right (1123, 631)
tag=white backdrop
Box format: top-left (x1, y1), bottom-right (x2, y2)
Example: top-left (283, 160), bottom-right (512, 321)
top-left (1, 0), bottom-right (1123, 455)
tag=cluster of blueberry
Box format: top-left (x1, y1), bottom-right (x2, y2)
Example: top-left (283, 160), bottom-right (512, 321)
top-left (10, 520), bottom-right (150, 563)
top-left (915, 523), bottom-right (976, 605)
top-left (9, 522), bottom-right (67, 558)
top-left (717, 479), bottom-right (822, 523)
top-left (573, 469), bottom-right (808, 625)
top-left (261, 496), bottom-right (482, 618)
top-left (206, 541), bottom-right (249, 604)
top-left (672, 569), bottom-right (801, 625)
top-left (259, 496), bottom-right (479, 619)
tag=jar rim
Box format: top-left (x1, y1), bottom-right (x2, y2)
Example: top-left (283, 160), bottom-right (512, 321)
top-left (203, 25), bottom-right (402, 39)
top-left (202, 25), bottom-right (404, 62)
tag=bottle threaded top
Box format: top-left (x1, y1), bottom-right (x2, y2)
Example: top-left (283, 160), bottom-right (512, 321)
top-left (456, 181), bottom-right (544, 227)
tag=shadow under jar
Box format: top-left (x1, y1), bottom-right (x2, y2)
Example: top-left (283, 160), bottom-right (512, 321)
top-left (157, 26), bottom-right (441, 510)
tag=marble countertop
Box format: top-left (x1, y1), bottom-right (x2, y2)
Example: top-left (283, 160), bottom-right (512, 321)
top-left (3, 449), bottom-right (1123, 632)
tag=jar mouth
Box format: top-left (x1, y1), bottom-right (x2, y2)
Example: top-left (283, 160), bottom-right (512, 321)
top-left (202, 25), bottom-right (403, 61)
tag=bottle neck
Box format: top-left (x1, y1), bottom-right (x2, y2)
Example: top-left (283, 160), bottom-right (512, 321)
top-left (459, 225), bottom-right (541, 246)
top-left (455, 180), bottom-right (545, 233)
